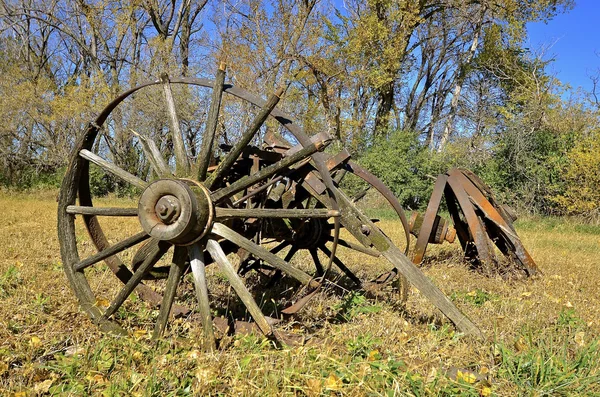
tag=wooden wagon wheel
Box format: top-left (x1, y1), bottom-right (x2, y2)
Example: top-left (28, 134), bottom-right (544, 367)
top-left (58, 67), bottom-right (482, 346)
top-left (245, 134), bottom-right (412, 307)
top-left (57, 69), bottom-right (341, 345)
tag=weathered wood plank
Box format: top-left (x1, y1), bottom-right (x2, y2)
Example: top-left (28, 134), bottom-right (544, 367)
top-left (131, 129), bottom-right (171, 178)
top-left (152, 246), bottom-right (188, 339)
top-left (161, 73), bottom-right (190, 176)
top-left (215, 207), bottom-right (339, 219)
top-left (206, 87), bottom-right (284, 189)
top-left (197, 63), bottom-right (226, 181)
top-left (103, 240), bottom-right (170, 319)
top-left (188, 243), bottom-right (216, 350)
top-left (206, 239), bottom-right (273, 336)
top-left (74, 231), bottom-right (150, 271)
top-left (211, 137), bottom-right (331, 203)
top-left (66, 206), bottom-right (138, 217)
top-left (211, 223), bottom-right (317, 288)
top-left (79, 149), bottom-right (146, 189)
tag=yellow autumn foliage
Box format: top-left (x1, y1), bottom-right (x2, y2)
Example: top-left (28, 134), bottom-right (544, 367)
top-left (553, 134), bottom-right (600, 217)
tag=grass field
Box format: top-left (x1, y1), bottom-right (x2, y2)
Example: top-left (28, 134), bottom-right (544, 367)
top-left (1, 191), bottom-right (599, 396)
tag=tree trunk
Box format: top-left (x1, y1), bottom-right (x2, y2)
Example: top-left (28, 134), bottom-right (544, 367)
top-left (437, 8), bottom-right (486, 152)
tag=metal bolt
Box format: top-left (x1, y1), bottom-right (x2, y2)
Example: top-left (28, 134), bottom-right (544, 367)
top-left (155, 195), bottom-right (180, 224)
top-left (360, 224), bottom-right (371, 236)
top-left (157, 204), bottom-right (168, 216)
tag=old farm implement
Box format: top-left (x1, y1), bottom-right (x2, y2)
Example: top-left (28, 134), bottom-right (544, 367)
top-left (57, 67), bottom-right (536, 346)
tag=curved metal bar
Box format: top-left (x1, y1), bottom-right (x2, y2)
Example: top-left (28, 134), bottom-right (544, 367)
top-left (344, 160), bottom-right (411, 255)
top-left (412, 175), bottom-right (447, 264)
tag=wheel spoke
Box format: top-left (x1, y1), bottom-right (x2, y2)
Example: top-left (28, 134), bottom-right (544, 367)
top-left (211, 223), bottom-right (316, 287)
top-left (66, 206), bottom-right (138, 217)
top-left (74, 231), bottom-right (150, 271)
top-left (152, 246), bottom-right (187, 339)
top-left (206, 87), bottom-right (284, 189)
top-left (327, 236), bottom-right (380, 257)
top-left (211, 137), bottom-right (332, 203)
top-left (161, 73), bottom-right (190, 176)
top-left (79, 149), bottom-right (146, 189)
top-left (103, 240), bottom-right (170, 319)
top-left (131, 129), bottom-right (171, 178)
top-left (308, 249), bottom-right (324, 276)
top-left (206, 239), bottom-right (273, 336)
top-left (215, 207), bottom-right (339, 220)
top-left (197, 63), bottom-right (226, 181)
top-left (189, 242), bottom-right (216, 350)
top-left (231, 158), bottom-right (311, 206)
top-left (318, 245), bottom-right (362, 287)
top-left (266, 246), bottom-right (298, 288)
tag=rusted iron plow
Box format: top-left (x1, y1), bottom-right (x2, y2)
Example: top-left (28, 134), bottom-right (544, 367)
top-left (57, 67), bottom-right (536, 347)
top-left (409, 169), bottom-right (539, 276)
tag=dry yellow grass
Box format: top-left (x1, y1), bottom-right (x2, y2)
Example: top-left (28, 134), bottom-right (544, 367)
top-left (0, 191), bottom-right (599, 396)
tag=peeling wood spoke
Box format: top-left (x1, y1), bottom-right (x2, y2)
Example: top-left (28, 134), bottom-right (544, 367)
top-left (327, 236), bottom-right (380, 258)
top-left (66, 206), bottom-right (138, 217)
top-left (206, 87), bottom-right (284, 189)
top-left (188, 242), bottom-right (216, 350)
top-left (211, 223), bottom-right (316, 287)
top-left (215, 208), bottom-right (339, 220)
top-left (211, 138), bottom-right (331, 203)
top-left (197, 63), bottom-right (226, 181)
top-left (206, 239), bottom-right (273, 336)
top-left (131, 129), bottom-right (171, 178)
top-left (79, 149), bottom-right (147, 189)
top-left (153, 246), bottom-right (188, 339)
top-left (74, 231), bottom-right (150, 271)
top-left (319, 245), bottom-right (362, 287)
top-left (103, 241), bottom-right (170, 319)
top-left (161, 73), bottom-right (190, 176)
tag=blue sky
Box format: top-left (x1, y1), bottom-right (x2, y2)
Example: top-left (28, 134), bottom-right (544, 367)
top-left (526, 0), bottom-right (600, 92)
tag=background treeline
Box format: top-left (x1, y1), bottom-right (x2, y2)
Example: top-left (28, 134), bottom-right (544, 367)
top-left (0, 0), bottom-right (598, 219)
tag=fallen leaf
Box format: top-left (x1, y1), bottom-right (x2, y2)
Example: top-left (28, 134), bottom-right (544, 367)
top-left (187, 349), bottom-right (201, 360)
top-left (564, 301), bottom-right (574, 308)
top-left (514, 337), bottom-right (527, 353)
top-left (305, 378), bottom-right (322, 396)
top-left (65, 345), bottom-right (85, 357)
top-left (466, 291), bottom-right (477, 297)
top-left (324, 373), bottom-right (342, 391)
top-left (367, 349), bottom-right (380, 361)
top-left (457, 369), bottom-right (477, 384)
top-left (29, 336), bottom-right (42, 348)
top-left (195, 367), bottom-right (216, 385)
top-left (95, 298), bottom-right (110, 308)
top-left (132, 329), bottom-right (148, 339)
top-left (575, 332), bottom-right (585, 347)
top-left (34, 378), bottom-right (53, 393)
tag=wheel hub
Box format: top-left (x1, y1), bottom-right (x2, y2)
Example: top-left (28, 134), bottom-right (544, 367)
top-left (155, 195), bottom-right (181, 224)
top-left (293, 218), bottom-right (328, 249)
top-left (138, 179), bottom-right (213, 245)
